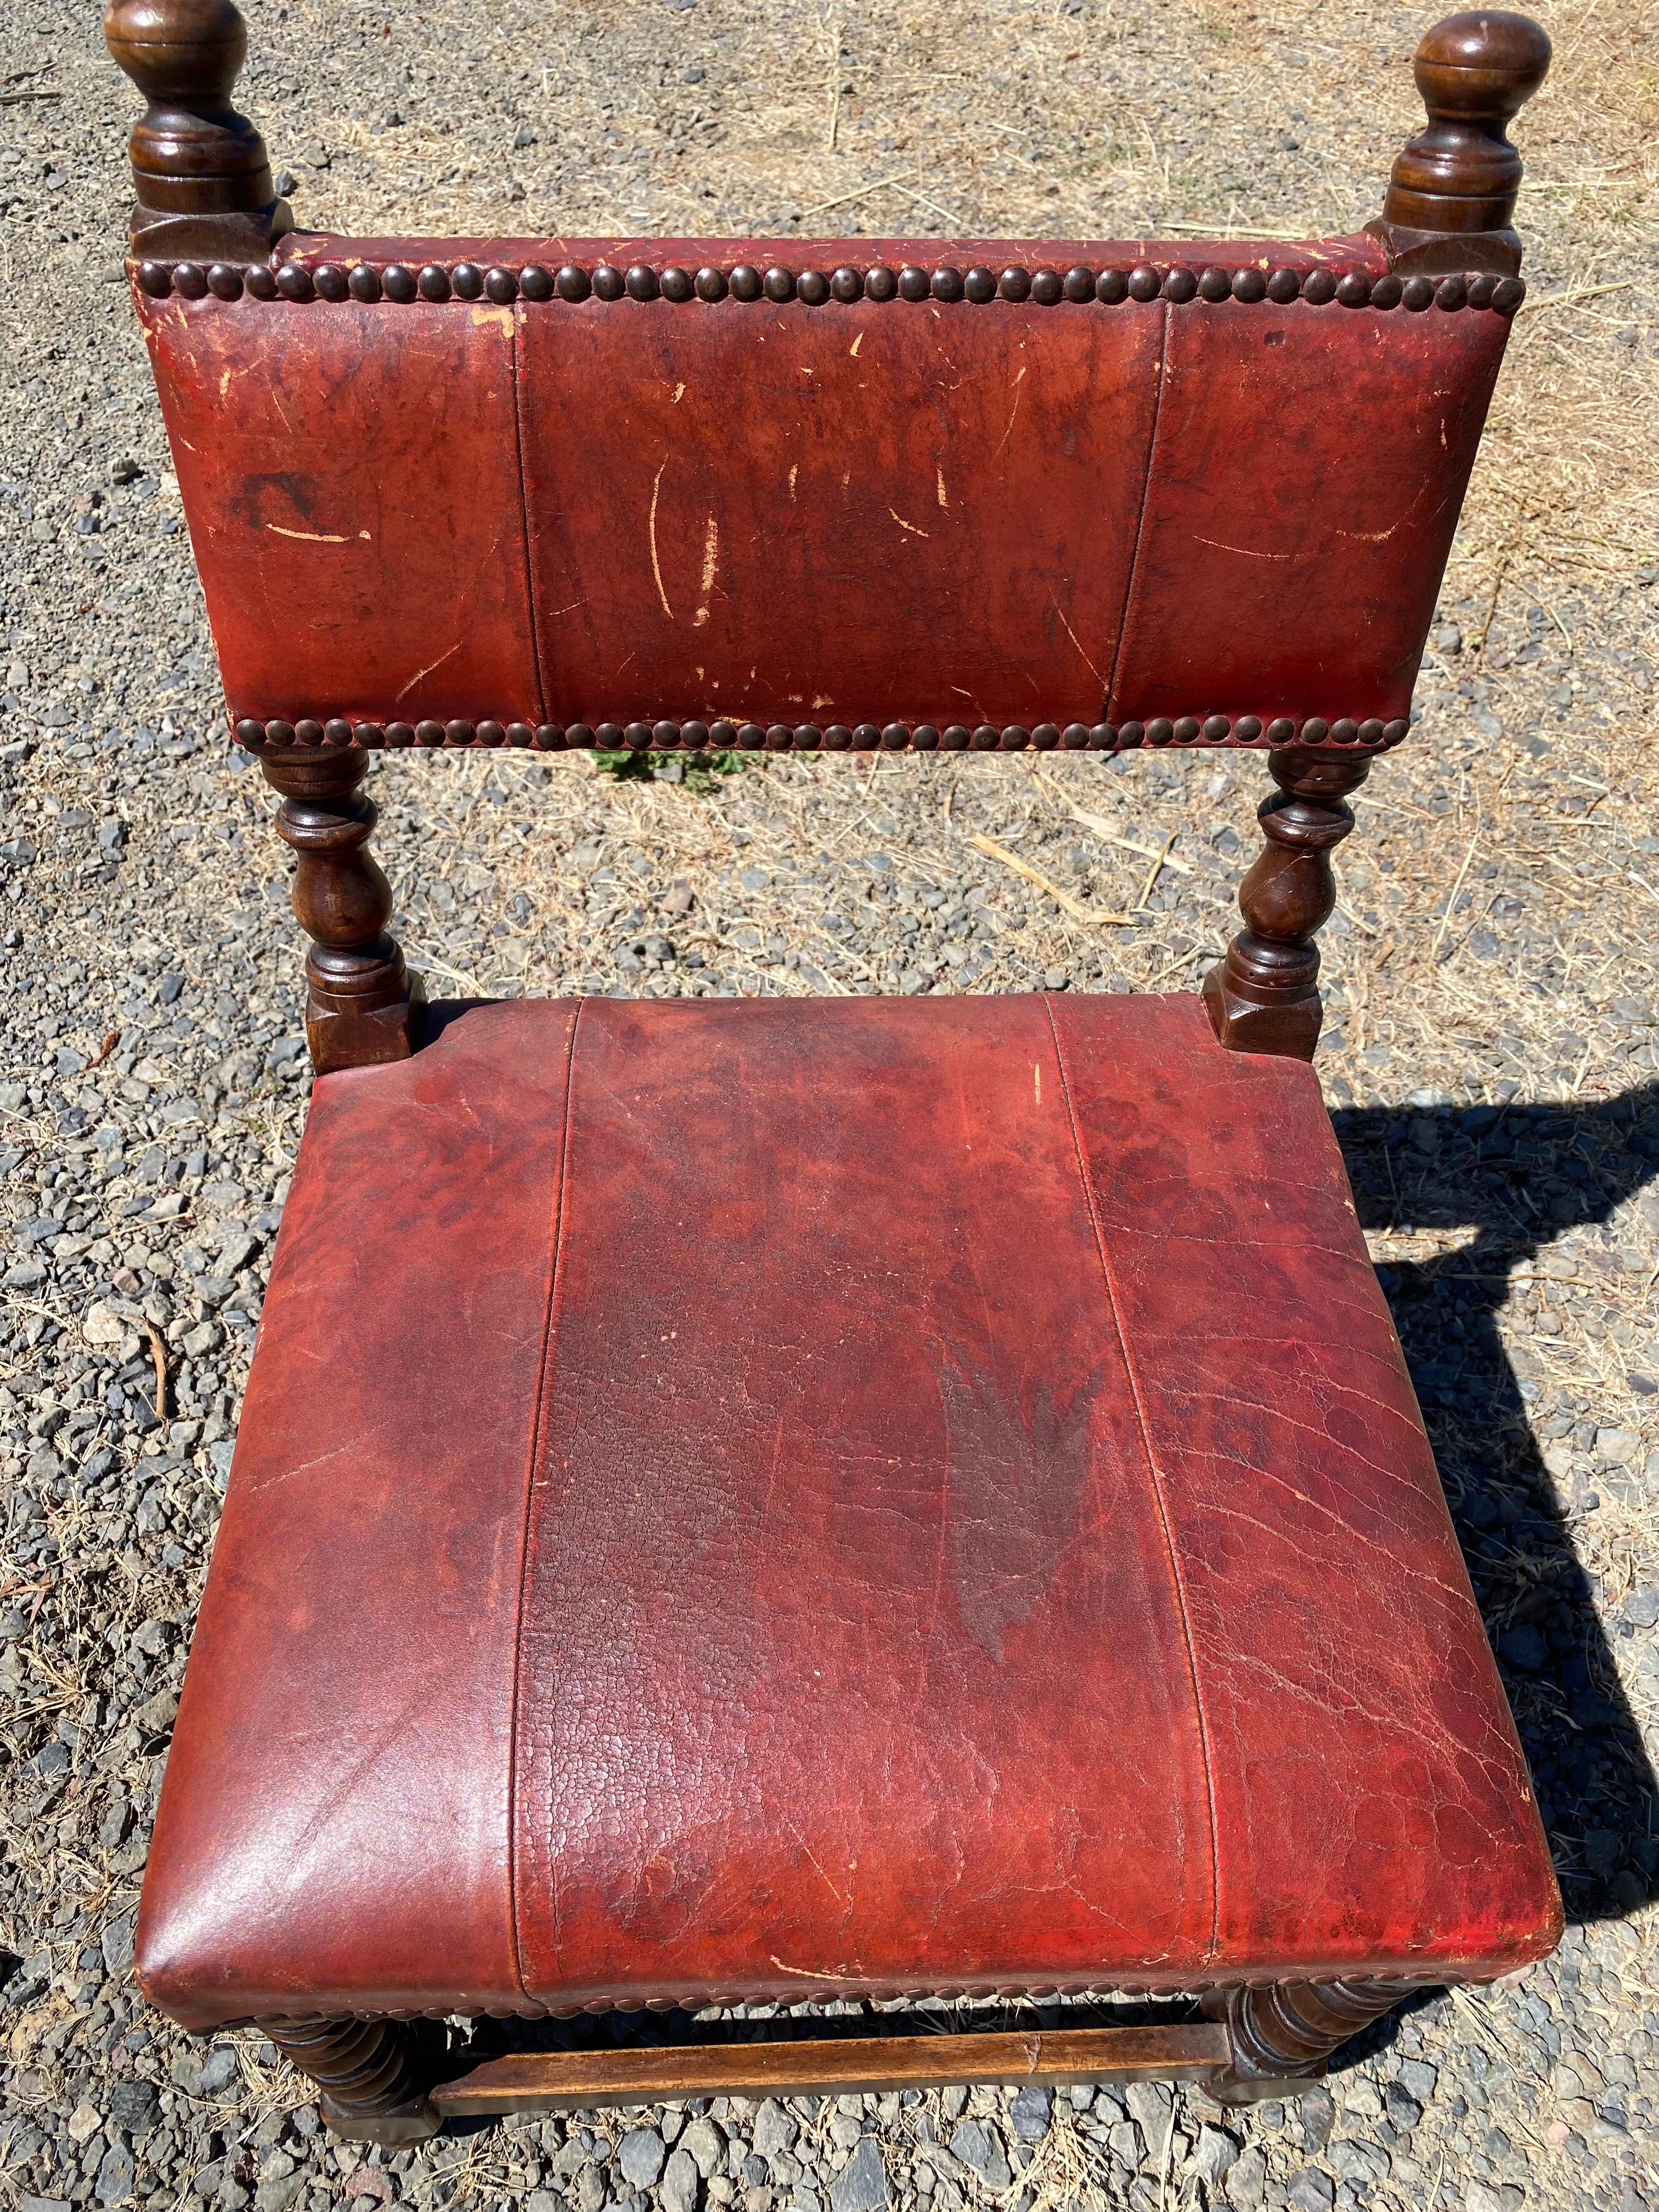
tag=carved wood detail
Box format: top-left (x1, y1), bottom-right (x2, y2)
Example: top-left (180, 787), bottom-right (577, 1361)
top-left (261, 752), bottom-right (423, 1077)
top-left (263, 2017), bottom-right (442, 2145)
top-left (1203, 1977), bottom-right (1419, 2103)
top-left (1367, 9), bottom-right (1551, 275)
top-left (1203, 745), bottom-right (1370, 1060)
top-left (103, 0), bottom-right (290, 263)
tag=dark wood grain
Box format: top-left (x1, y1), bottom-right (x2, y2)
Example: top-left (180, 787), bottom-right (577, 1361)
top-left (1368, 10), bottom-right (1551, 274)
top-left (431, 2024), bottom-right (1232, 2115)
top-left (103, 0), bottom-right (290, 263)
top-left (1205, 1978), bottom-right (1418, 2104)
top-left (1203, 746), bottom-right (1370, 1059)
top-left (260, 751), bottom-right (422, 1076)
top-left (262, 2017), bottom-right (441, 2145)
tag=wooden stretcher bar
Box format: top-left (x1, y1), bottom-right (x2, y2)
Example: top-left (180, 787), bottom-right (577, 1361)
top-left (430, 2023), bottom-right (1232, 2115)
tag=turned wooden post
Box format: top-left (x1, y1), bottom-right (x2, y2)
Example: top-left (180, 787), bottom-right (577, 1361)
top-left (1366, 10), bottom-right (1551, 275)
top-left (261, 752), bottom-right (424, 1076)
top-left (1203, 1977), bottom-right (1418, 2103)
top-left (1203, 747), bottom-right (1369, 1060)
top-left (263, 2017), bottom-right (442, 2145)
top-left (104, 0), bottom-right (291, 266)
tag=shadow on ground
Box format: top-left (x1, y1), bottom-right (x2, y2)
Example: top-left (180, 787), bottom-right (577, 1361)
top-left (1334, 1080), bottom-right (1659, 1926)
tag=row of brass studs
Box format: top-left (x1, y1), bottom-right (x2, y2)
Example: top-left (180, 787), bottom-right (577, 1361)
top-left (236, 713), bottom-right (1412, 753)
top-left (143, 258), bottom-right (1525, 314)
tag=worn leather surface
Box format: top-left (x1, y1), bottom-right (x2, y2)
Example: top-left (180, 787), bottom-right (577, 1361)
top-left (133, 228), bottom-right (1510, 736)
top-left (136, 1003), bottom-right (577, 2026)
top-left (137, 295), bottom-right (540, 727)
top-left (1109, 300), bottom-right (1505, 723)
top-left (138, 994), bottom-right (1560, 2029)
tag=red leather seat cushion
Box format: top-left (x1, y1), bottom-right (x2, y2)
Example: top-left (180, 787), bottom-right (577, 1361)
top-left (138, 994), bottom-right (1560, 2029)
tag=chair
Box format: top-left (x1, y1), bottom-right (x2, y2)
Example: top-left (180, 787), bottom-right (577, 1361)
top-left (104, 0), bottom-right (1564, 2143)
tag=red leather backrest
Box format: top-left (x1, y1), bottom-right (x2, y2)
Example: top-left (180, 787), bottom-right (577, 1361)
top-left (137, 234), bottom-right (1515, 755)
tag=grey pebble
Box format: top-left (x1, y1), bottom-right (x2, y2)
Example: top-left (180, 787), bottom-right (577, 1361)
top-left (100, 1917), bottom-right (136, 1974)
top-left (946, 2120), bottom-right (1008, 2192)
top-left (828, 2139), bottom-right (887, 2212)
top-left (620, 2133), bottom-right (669, 2192)
top-left (1294, 2085), bottom-right (1335, 2153)
top-left (1007, 2086), bottom-right (1050, 2143)
top-left (94, 2144), bottom-right (137, 2206)
top-left (1193, 2123), bottom-right (1239, 2181)
top-left (1384, 2083), bottom-right (1422, 2131)
top-left (1327, 2137), bottom-right (1389, 2183)
top-left (661, 2147), bottom-right (700, 2212)
top-left (107, 2079), bottom-right (159, 2135)
top-left (754, 2102), bottom-right (798, 2157)
top-left (1125, 2079), bottom-right (1172, 2137)
top-left (574, 2162), bottom-right (607, 2212)
top-left (1224, 2146), bottom-right (1268, 2210)
top-left (681, 2119), bottom-right (727, 2179)
top-left (1107, 2120), bottom-right (1140, 2168)
top-left (1284, 2170), bottom-right (1335, 2212)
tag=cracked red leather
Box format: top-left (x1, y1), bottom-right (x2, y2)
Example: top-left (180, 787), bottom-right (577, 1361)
top-left (137, 996), bottom-right (1560, 2030)
top-left (133, 227), bottom-right (1509, 736)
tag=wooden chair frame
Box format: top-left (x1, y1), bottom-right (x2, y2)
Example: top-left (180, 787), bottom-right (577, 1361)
top-left (105, 0), bottom-right (1552, 2141)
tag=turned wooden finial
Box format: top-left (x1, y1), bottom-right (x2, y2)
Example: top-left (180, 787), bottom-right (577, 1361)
top-left (1368, 10), bottom-right (1550, 275)
top-left (104, 0), bottom-right (289, 263)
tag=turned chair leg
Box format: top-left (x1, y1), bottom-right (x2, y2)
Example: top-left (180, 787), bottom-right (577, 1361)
top-left (260, 751), bottom-right (424, 1077)
top-left (1203, 1976), bottom-right (1418, 2103)
top-left (262, 2016), bottom-right (443, 2144)
top-left (1203, 746), bottom-right (1371, 1060)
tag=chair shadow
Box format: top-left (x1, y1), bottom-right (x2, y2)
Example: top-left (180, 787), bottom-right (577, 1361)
top-left (1331, 1080), bottom-right (1659, 1927)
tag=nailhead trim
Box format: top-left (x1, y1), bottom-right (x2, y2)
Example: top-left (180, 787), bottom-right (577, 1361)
top-left (235, 713), bottom-right (1412, 755)
top-left (215, 1967), bottom-right (1448, 2030)
top-left (140, 258), bottom-right (1526, 315)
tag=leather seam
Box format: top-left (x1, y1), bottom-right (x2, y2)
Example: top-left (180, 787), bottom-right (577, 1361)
top-left (1041, 993), bottom-right (1222, 1971)
top-left (1104, 297), bottom-right (1170, 721)
top-left (509, 301), bottom-right (549, 725)
top-left (506, 996), bottom-right (584, 1998)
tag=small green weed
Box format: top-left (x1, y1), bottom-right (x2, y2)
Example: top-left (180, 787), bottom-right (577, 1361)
top-left (595, 748), bottom-right (749, 791)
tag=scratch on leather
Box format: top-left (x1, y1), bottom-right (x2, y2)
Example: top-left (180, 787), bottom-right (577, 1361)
top-left (784, 1819), bottom-right (853, 1911)
top-left (649, 459), bottom-right (673, 620)
top-left (247, 1420), bottom-right (394, 1492)
top-left (394, 638), bottom-right (462, 702)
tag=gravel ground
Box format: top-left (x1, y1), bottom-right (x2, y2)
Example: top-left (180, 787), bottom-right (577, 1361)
top-left (2, 1), bottom-right (1657, 2210)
